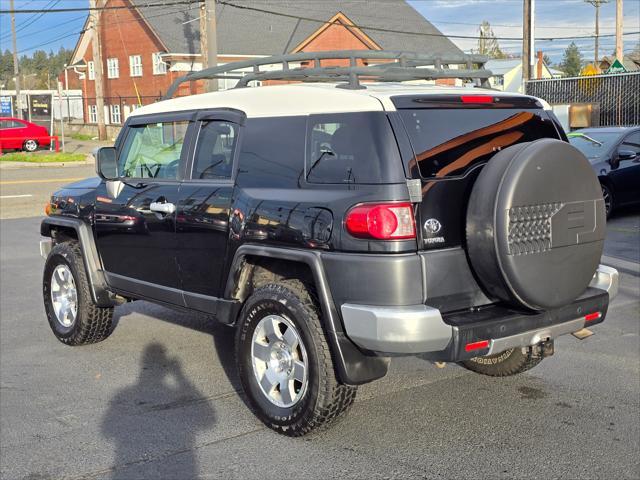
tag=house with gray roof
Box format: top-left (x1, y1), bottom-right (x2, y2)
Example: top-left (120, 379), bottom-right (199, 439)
top-left (68, 0), bottom-right (463, 124)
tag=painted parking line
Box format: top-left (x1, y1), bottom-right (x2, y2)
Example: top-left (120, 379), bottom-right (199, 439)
top-left (0, 177), bottom-right (85, 186)
top-left (0, 194), bottom-right (34, 199)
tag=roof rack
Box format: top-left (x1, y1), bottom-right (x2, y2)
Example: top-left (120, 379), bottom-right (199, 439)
top-left (164, 50), bottom-right (492, 99)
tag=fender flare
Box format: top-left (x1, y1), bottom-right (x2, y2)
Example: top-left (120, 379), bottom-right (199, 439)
top-left (41, 216), bottom-right (116, 307)
top-left (225, 245), bottom-right (390, 385)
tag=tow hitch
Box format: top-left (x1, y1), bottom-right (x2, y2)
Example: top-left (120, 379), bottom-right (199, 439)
top-left (533, 339), bottom-right (555, 358)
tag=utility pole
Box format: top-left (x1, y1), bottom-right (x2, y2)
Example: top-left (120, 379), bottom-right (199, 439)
top-left (585, 0), bottom-right (610, 66)
top-left (10, 0), bottom-right (22, 119)
top-left (615, 0), bottom-right (623, 61)
top-left (89, 0), bottom-right (107, 140)
top-left (522, 0), bottom-right (533, 82)
top-left (200, 0), bottom-right (218, 92)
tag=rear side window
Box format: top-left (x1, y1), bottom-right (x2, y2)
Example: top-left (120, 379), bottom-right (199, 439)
top-left (398, 109), bottom-right (559, 178)
top-left (306, 112), bottom-right (403, 184)
top-left (236, 117), bottom-right (306, 188)
top-left (192, 121), bottom-right (238, 179)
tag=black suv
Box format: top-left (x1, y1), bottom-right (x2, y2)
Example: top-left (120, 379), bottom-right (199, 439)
top-left (40, 53), bottom-right (618, 436)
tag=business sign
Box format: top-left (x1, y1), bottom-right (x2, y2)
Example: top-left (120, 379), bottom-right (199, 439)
top-left (605, 58), bottom-right (627, 74)
top-left (0, 96), bottom-right (12, 116)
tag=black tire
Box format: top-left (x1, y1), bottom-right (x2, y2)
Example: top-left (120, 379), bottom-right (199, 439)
top-left (23, 139), bottom-right (38, 152)
top-left (459, 347), bottom-right (542, 377)
top-left (601, 183), bottom-right (614, 219)
top-left (236, 280), bottom-right (357, 436)
top-left (43, 241), bottom-right (114, 346)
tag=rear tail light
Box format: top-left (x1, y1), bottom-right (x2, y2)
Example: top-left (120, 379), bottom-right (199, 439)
top-left (460, 95), bottom-right (493, 104)
top-left (345, 202), bottom-right (415, 240)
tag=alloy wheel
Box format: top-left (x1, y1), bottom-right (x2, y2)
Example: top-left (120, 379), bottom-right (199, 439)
top-left (251, 314), bottom-right (308, 408)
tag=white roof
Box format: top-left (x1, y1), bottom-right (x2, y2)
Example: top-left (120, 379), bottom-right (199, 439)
top-left (131, 83), bottom-right (547, 119)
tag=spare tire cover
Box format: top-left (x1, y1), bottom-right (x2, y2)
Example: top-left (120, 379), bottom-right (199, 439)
top-left (466, 138), bottom-right (605, 311)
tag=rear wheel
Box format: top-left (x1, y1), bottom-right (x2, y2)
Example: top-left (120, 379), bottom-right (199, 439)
top-left (459, 347), bottom-right (542, 377)
top-left (236, 280), bottom-right (357, 436)
top-left (23, 139), bottom-right (38, 152)
top-left (43, 241), bottom-right (114, 346)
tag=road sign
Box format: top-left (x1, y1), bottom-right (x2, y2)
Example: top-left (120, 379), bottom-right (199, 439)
top-left (0, 96), bottom-right (12, 115)
top-left (606, 59), bottom-right (627, 74)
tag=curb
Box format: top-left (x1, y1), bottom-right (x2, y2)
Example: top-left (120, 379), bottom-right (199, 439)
top-left (601, 255), bottom-right (640, 276)
top-left (0, 156), bottom-right (95, 170)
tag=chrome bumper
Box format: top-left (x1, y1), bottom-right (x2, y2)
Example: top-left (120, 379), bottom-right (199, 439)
top-left (40, 238), bottom-right (52, 259)
top-left (341, 264), bottom-right (619, 355)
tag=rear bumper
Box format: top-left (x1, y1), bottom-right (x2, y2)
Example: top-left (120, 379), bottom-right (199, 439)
top-left (341, 264), bottom-right (618, 359)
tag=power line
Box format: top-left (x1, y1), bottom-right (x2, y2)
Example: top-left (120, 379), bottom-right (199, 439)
top-left (216, 1), bottom-right (640, 42)
top-left (0, 0), bottom-right (201, 14)
top-left (13, 5), bottom-right (200, 54)
top-left (0, 0), bottom-right (58, 41)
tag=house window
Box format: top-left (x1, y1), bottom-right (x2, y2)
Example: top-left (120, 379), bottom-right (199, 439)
top-left (129, 55), bottom-right (142, 77)
top-left (88, 104), bottom-right (97, 123)
top-left (152, 52), bottom-right (167, 74)
top-left (106, 58), bottom-right (119, 79)
top-left (494, 75), bottom-right (504, 87)
top-left (109, 104), bottom-right (121, 124)
top-left (88, 61), bottom-right (95, 80)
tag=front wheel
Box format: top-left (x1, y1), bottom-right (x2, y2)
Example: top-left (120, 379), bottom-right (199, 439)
top-left (236, 280), bottom-right (357, 436)
top-left (43, 241), bottom-right (114, 346)
top-left (459, 347), bottom-right (543, 377)
top-left (601, 184), bottom-right (614, 219)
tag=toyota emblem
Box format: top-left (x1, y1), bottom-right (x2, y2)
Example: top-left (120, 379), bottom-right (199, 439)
top-left (424, 218), bottom-right (442, 235)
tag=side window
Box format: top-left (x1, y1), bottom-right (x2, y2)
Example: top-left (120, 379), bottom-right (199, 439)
top-left (236, 117), bottom-right (306, 188)
top-left (192, 121), bottom-right (238, 179)
top-left (118, 121), bottom-right (188, 179)
top-left (621, 132), bottom-right (640, 156)
top-left (1, 120), bottom-right (20, 129)
top-left (306, 112), bottom-right (401, 184)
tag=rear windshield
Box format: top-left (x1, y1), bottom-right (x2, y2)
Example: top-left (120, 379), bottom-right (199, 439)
top-left (306, 112), bottom-right (403, 184)
top-left (398, 109), bottom-right (560, 178)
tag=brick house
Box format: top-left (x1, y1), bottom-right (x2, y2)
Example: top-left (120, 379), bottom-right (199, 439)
top-left (67, 0), bottom-right (462, 125)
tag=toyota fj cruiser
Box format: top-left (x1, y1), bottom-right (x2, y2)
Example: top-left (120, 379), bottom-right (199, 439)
top-left (40, 52), bottom-right (618, 436)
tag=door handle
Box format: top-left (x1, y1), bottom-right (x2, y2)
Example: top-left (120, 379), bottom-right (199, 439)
top-left (150, 201), bottom-right (176, 215)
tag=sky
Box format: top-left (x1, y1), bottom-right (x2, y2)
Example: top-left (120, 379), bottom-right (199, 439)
top-left (0, 0), bottom-right (639, 64)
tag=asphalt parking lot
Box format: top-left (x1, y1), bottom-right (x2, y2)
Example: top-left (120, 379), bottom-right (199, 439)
top-left (0, 179), bottom-right (638, 478)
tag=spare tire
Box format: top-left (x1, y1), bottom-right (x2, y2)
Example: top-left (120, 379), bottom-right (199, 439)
top-left (466, 138), bottom-right (605, 311)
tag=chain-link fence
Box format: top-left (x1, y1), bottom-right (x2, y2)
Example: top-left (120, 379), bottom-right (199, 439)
top-left (525, 72), bottom-right (640, 127)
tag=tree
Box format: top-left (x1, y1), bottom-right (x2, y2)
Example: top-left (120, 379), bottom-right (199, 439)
top-left (542, 53), bottom-right (552, 67)
top-left (0, 47), bottom-right (72, 90)
top-left (476, 20), bottom-right (508, 59)
top-left (559, 42), bottom-right (583, 76)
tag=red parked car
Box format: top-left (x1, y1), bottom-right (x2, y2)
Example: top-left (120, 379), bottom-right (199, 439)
top-left (0, 117), bottom-right (49, 152)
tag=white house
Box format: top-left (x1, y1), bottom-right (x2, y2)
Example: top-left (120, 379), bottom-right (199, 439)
top-left (485, 58), bottom-right (563, 93)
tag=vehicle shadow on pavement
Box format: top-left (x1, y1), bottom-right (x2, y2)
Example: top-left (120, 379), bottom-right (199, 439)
top-left (100, 341), bottom-right (216, 480)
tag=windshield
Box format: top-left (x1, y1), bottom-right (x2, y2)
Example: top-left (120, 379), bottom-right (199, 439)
top-left (568, 131), bottom-right (621, 162)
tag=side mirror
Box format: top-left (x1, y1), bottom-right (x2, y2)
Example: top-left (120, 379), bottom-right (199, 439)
top-left (95, 147), bottom-right (118, 180)
top-left (617, 149), bottom-right (637, 161)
